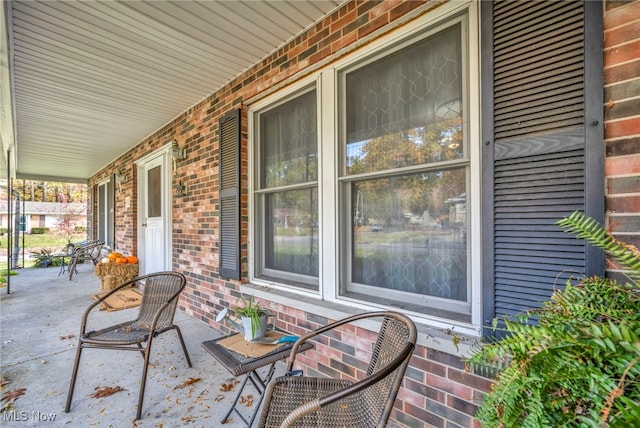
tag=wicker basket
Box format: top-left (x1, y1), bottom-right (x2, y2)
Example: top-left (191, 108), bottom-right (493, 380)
top-left (95, 263), bottom-right (139, 292)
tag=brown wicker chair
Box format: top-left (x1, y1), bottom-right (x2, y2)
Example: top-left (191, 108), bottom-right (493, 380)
top-left (256, 311), bottom-right (417, 428)
top-left (68, 240), bottom-right (104, 280)
top-left (64, 271), bottom-right (192, 420)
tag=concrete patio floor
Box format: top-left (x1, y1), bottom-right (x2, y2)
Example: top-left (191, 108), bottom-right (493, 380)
top-left (0, 263), bottom-right (277, 428)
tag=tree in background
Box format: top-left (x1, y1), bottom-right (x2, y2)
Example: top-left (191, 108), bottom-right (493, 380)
top-left (0, 179), bottom-right (87, 203)
top-left (54, 205), bottom-right (87, 244)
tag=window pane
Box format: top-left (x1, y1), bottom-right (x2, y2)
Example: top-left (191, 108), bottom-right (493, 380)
top-left (350, 168), bottom-right (467, 301)
top-left (261, 90), bottom-right (317, 188)
top-left (264, 188), bottom-right (319, 278)
top-left (346, 24), bottom-right (462, 175)
top-left (147, 166), bottom-right (161, 218)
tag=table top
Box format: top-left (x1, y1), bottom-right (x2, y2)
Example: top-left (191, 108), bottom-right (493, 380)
top-left (202, 332), bottom-right (313, 377)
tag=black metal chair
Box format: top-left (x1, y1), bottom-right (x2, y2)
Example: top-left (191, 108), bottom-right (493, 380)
top-left (256, 311), bottom-right (417, 428)
top-left (64, 271), bottom-right (192, 420)
top-left (68, 240), bottom-right (104, 280)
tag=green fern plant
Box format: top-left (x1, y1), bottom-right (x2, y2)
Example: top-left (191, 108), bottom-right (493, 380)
top-left (469, 211), bottom-right (640, 427)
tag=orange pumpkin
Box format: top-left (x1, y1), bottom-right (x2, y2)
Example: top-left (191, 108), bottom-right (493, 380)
top-left (126, 255), bottom-right (138, 264)
top-left (115, 257), bottom-right (128, 264)
top-left (108, 252), bottom-right (123, 261)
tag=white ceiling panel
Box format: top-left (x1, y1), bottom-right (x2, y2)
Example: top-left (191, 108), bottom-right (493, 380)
top-left (2, 0), bottom-right (346, 182)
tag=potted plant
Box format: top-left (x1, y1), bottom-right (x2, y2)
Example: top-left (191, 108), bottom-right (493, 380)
top-left (234, 295), bottom-right (270, 341)
top-left (31, 248), bottom-right (53, 267)
top-left (469, 211), bottom-right (640, 427)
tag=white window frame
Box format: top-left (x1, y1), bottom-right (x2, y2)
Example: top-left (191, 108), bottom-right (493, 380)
top-left (252, 85), bottom-right (321, 290)
top-left (248, 0), bottom-right (481, 337)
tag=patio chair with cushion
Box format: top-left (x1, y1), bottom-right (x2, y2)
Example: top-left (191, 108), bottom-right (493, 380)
top-left (67, 240), bottom-right (104, 280)
top-left (64, 271), bottom-right (192, 420)
top-left (256, 311), bottom-right (417, 428)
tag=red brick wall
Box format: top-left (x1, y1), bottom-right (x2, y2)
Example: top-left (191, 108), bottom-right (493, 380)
top-left (87, 1), bottom-right (640, 426)
top-left (604, 0), bottom-right (640, 273)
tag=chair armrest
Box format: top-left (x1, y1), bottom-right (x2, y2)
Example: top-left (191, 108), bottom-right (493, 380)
top-left (281, 341), bottom-right (415, 427)
top-left (79, 276), bottom-right (140, 334)
top-left (286, 311), bottom-right (391, 372)
top-left (318, 341), bottom-right (414, 406)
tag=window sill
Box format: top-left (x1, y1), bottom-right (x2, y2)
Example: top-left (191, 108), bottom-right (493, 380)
top-left (241, 282), bottom-right (478, 358)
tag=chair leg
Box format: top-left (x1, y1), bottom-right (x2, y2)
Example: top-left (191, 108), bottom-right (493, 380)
top-left (136, 342), bottom-right (145, 357)
top-left (64, 341), bottom-right (84, 413)
top-left (174, 326), bottom-right (192, 367)
top-left (136, 338), bottom-right (154, 420)
top-left (68, 258), bottom-right (77, 280)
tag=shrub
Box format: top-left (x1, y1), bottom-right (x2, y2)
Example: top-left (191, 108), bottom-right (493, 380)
top-left (468, 211), bottom-right (640, 427)
top-left (0, 228), bottom-right (7, 235)
top-left (30, 248), bottom-right (63, 268)
top-left (31, 227), bottom-right (49, 234)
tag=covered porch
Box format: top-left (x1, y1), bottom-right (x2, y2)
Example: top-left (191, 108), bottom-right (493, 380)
top-left (0, 264), bottom-right (282, 427)
top-left (2, 1), bottom-right (639, 426)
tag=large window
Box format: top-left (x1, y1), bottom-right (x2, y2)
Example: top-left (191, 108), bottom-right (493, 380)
top-left (251, 5), bottom-right (478, 328)
top-left (341, 22), bottom-right (470, 320)
top-left (254, 89), bottom-right (319, 290)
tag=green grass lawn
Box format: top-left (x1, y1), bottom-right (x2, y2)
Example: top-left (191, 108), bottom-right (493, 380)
top-left (0, 232), bottom-right (87, 269)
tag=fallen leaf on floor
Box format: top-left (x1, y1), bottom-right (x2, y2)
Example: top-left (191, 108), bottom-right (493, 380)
top-left (214, 394), bottom-right (224, 402)
top-left (239, 394), bottom-right (254, 407)
top-left (219, 380), bottom-right (239, 392)
top-left (0, 377), bottom-right (9, 388)
top-left (194, 389), bottom-right (209, 404)
top-left (60, 334), bottom-right (75, 340)
top-left (88, 386), bottom-right (126, 398)
top-left (173, 377), bottom-right (201, 389)
top-left (1, 388), bottom-right (26, 403)
top-left (181, 415), bottom-right (195, 423)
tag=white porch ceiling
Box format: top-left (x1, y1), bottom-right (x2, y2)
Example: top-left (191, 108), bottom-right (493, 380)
top-left (1, 0), bottom-right (345, 183)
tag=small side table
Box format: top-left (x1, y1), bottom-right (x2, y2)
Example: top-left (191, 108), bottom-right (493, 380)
top-left (202, 331), bottom-right (313, 427)
top-left (51, 253), bottom-right (73, 276)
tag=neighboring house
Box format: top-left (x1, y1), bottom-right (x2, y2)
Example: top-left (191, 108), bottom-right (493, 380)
top-left (86, 1), bottom-right (638, 426)
top-left (0, 201), bottom-right (86, 234)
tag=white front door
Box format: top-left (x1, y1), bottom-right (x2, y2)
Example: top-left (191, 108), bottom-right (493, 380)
top-left (138, 152), bottom-right (171, 275)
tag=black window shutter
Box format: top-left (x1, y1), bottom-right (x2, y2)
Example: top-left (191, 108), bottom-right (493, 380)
top-left (481, 0), bottom-right (603, 334)
top-left (219, 109), bottom-right (241, 280)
